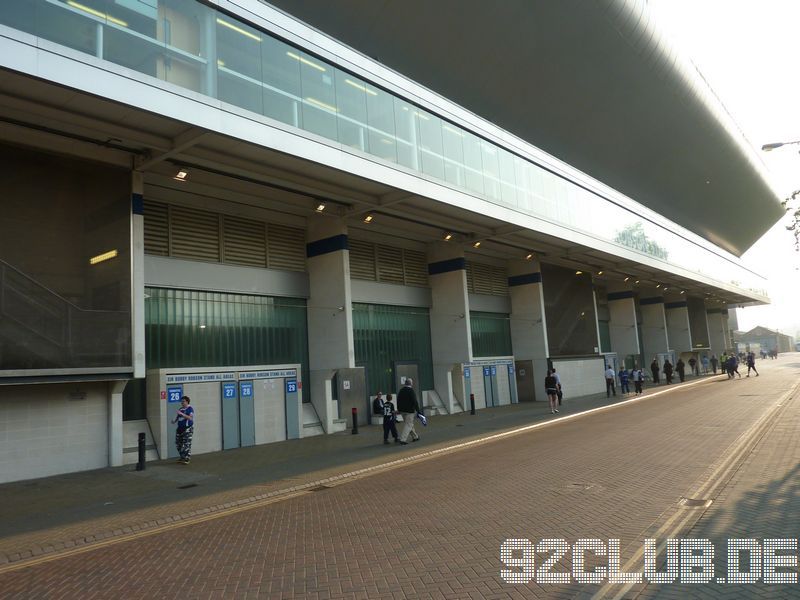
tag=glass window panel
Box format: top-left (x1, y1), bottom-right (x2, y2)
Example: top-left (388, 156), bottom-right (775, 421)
top-left (481, 139), bottom-right (501, 201)
top-left (216, 15), bottom-right (263, 114)
top-left (441, 122), bottom-right (465, 187)
top-left (498, 148), bottom-right (518, 206)
top-left (514, 157), bottom-right (533, 210)
top-left (416, 108), bottom-right (445, 180)
top-left (0, 0), bottom-right (36, 35)
top-left (100, 0), bottom-right (161, 78)
top-left (153, 0), bottom-right (212, 94)
top-left (393, 97), bottom-right (420, 171)
top-left (365, 83), bottom-right (397, 163)
top-left (462, 131), bottom-right (485, 196)
top-left (299, 50), bottom-right (337, 140)
top-left (262, 36), bottom-right (302, 127)
top-left (541, 264), bottom-right (599, 356)
top-left (470, 312), bottom-right (512, 357)
top-left (37, 0), bottom-right (106, 57)
top-left (335, 69), bottom-right (369, 152)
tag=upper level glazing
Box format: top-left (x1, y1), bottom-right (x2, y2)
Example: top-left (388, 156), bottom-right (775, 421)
top-left (0, 0), bottom-right (767, 298)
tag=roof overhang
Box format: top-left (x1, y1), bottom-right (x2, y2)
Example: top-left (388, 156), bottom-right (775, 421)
top-left (263, 0), bottom-right (785, 256)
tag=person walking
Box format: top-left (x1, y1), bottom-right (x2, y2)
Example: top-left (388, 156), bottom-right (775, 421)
top-left (746, 352), bottom-right (758, 377)
top-left (663, 359), bottom-right (674, 384)
top-left (701, 355), bottom-right (709, 374)
top-left (552, 367), bottom-right (563, 406)
top-left (688, 356), bottom-right (698, 376)
top-left (396, 378), bottom-right (420, 445)
top-left (650, 358), bottom-right (660, 384)
top-left (172, 396), bottom-right (195, 464)
top-left (545, 369), bottom-right (559, 414)
top-left (632, 368), bottom-right (644, 395)
top-left (710, 354), bottom-right (718, 374)
top-left (604, 364), bottom-right (616, 397)
top-left (618, 366), bottom-right (630, 395)
top-left (382, 393), bottom-right (399, 444)
top-left (676, 358), bottom-right (686, 383)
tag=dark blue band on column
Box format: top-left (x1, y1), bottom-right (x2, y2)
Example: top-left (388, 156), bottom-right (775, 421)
top-left (639, 296), bottom-right (664, 306)
top-left (306, 234), bottom-right (348, 258)
top-left (508, 272), bottom-right (541, 286)
top-left (132, 193), bottom-right (144, 215)
top-left (665, 301), bottom-right (688, 309)
top-left (608, 290), bottom-right (635, 301)
top-left (428, 257), bottom-right (466, 275)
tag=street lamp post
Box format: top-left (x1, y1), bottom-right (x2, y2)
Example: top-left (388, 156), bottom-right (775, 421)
top-left (761, 140), bottom-right (800, 152)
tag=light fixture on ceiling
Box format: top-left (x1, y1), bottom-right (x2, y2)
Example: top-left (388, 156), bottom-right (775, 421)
top-left (597, 270), bottom-right (604, 276)
top-left (624, 276), bottom-right (630, 282)
top-left (199, 324), bottom-right (207, 329)
top-left (680, 290), bottom-right (686, 294)
top-left (656, 283), bottom-right (661, 288)
top-left (663, 287), bottom-right (669, 291)
top-left (443, 232), bottom-right (453, 241)
top-left (89, 249), bottom-right (118, 265)
top-left (635, 280), bottom-right (640, 284)
top-left (575, 270), bottom-right (582, 275)
top-left (525, 253), bottom-right (533, 260)
top-left (473, 241), bottom-right (481, 248)
top-left (173, 168), bottom-right (189, 182)
top-left (363, 214), bottom-right (374, 224)
top-left (315, 203), bottom-right (326, 212)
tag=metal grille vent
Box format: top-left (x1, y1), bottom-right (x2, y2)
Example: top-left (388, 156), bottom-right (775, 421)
top-left (267, 224), bottom-right (305, 272)
top-left (171, 206), bottom-right (220, 262)
top-left (349, 239), bottom-right (377, 280)
top-left (143, 200), bottom-right (169, 256)
top-left (223, 215), bottom-right (266, 267)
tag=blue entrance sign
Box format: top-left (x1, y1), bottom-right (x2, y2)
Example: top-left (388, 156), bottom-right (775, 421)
top-left (286, 379), bottom-right (297, 394)
top-left (167, 385), bottom-right (183, 403)
top-left (464, 368), bottom-right (471, 379)
top-left (483, 367), bottom-right (490, 377)
top-left (490, 366), bottom-right (497, 376)
top-left (222, 382), bottom-right (237, 399)
top-left (508, 364), bottom-right (515, 375)
top-left (240, 381), bottom-right (253, 398)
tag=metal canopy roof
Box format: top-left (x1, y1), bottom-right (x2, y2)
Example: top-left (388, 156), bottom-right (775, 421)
top-left (263, 0), bottom-right (784, 257)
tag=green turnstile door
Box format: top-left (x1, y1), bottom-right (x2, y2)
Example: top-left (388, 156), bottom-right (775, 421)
top-left (221, 382), bottom-right (240, 450)
top-left (239, 381), bottom-right (255, 447)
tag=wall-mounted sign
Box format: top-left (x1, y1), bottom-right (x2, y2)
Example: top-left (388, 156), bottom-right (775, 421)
top-left (221, 382), bottom-right (237, 399)
top-left (240, 381), bottom-right (253, 399)
top-left (167, 385), bottom-right (183, 403)
top-left (287, 380), bottom-right (297, 393)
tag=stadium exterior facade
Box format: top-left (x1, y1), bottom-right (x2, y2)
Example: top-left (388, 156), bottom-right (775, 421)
top-left (0, 0), bottom-right (783, 482)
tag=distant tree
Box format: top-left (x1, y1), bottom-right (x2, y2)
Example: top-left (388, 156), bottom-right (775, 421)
top-left (783, 189), bottom-right (800, 250)
top-left (614, 222), bottom-right (669, 261)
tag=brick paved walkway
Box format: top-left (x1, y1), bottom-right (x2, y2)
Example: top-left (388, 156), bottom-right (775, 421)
top-left (0, 356), bottom-right (797, 599)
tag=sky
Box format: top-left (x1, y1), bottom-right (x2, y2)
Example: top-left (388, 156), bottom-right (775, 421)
top-left (648, 0), bottom-right (800, 339)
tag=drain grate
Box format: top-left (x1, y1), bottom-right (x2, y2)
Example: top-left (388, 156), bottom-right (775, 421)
top-left (680, 497), bottom-right (712, 508)
top-left (177, 483), bottom-right (198, 490)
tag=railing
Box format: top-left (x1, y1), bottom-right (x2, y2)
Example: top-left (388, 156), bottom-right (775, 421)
top-left (0, 259), bottom-right (131, 371)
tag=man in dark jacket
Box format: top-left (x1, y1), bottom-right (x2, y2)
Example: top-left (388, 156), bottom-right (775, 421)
top-left (397, 378), bottom-right (420, 445)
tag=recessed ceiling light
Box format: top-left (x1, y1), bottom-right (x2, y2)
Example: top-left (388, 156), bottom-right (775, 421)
top-left (363, 214), bottom-right (374, 223)
top-left (315, 203), bottom-right (326, 212)
top-left (624, 276), bottom-right (630, 282)
top-left (89, 249), bottom-right (118, 265)
top-left (656, 283), bottom-right (661, 288)
top-left (444, 232), bottom-right (453, 241)
top-left (525, 253), bottom-right (533, 260)
top-left (473, 241), bottom-right (481, 248)
top-left (635, 280), bottom-right (640, 284)
top-left (597, 270), bottom-right (604, 276)
top-left (575, 270), bottom-right (582, 275)
top-left (173, 168), bottom-right (188, 182)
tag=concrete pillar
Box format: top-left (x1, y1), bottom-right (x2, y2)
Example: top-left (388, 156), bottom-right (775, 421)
top-left (607, 284), bottom-right (640, 361)
top-left (639, 293), bottom-right (669, 363)
top-left (508, 259), bottom-right (549, 401)
top-left (108, 380), bottom-right (127, 467)
top-left (306, 217), bottom-right (355, 371)
top-left (132, 173), bottom-right (146, 378)
top-left (706, 307), bottom-right (728, 357)
top-left (428, 242), bottom-right (471, 411)
top-left (665, 297), bottom-right (692, 353)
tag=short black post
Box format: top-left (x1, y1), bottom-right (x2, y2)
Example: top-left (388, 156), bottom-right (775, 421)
top-left (351, 407), bottom-right (359, 434)
top-left (136, 432), bottom-right (146, 471)
top-left (470, 393), bottom-right (476, 415)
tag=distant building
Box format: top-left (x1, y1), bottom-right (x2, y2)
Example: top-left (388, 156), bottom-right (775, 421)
top-left (734, 327), bottom-right (795, 354)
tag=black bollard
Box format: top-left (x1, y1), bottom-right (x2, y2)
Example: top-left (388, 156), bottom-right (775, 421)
top-left (136, 432), bottom-right (146, 471)
top-left (470, 393), bottom-right (476, 415)
top-left (351, 406), bottom-right (358, 434)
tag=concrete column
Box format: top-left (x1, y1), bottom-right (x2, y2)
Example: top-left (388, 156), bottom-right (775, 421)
top-left (639, 293), bottom-right (669, 363)
top-left (706, 307), bottom-right (728, 357)
top-left (665, 297), bottom-right (692, 353)
top-left (428, 243), bottom-right (471, 411)
top-left (132, 173), bottom-right (146, 378)
top-left (607, 284), bottom-right (640, 360)
top-left (508, 259), bottom-right (549, 401)
top-left (306, 217), bottom-right (355, 371)
top-left (108, 380), bottom-right (127, 467)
